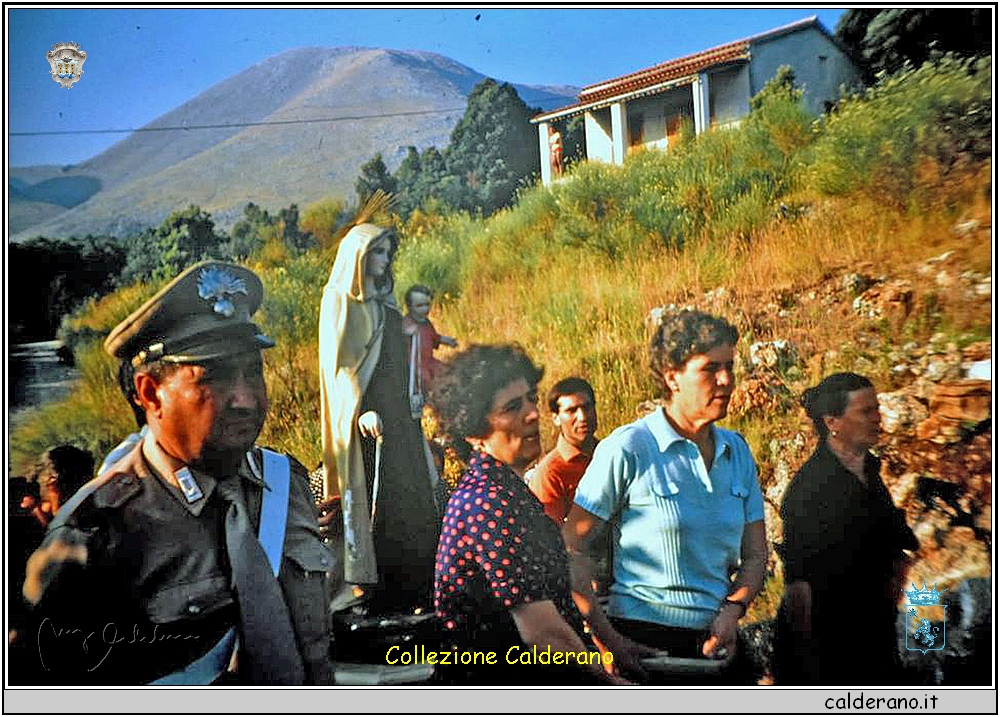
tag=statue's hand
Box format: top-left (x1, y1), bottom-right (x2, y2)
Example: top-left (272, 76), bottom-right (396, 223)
top-left (358, 411), bottom-right (383, 439)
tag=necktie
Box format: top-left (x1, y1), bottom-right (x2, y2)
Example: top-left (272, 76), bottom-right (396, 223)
top-left (216, 477), bottom-right (306, 685)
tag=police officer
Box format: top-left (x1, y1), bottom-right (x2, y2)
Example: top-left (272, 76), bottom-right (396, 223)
top-left (22, 260), bottom-right (335, 685)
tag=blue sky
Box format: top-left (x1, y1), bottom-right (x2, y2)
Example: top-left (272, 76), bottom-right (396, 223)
top-left (7, 6), bottom-right (846, 167)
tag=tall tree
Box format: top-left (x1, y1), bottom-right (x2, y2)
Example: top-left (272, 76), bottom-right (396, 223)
top-left (278, 203), bottom-right (311, 252)
top-left (836, 8), bottom-right (993, 81)
top-left (355, 153), bottom-right (397, 206)
top-left (444, 78), bottom-right (541, 216)
top-left (119, 205), bottom-right (226, 284)
top-left (393, 146), bottom-right (424, 218)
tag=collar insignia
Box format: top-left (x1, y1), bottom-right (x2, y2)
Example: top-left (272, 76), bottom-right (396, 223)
top-left (175, 468), bottom-right (205, 503)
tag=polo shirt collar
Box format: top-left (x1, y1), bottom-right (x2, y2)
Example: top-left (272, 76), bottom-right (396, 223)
top-left (644, 406), bottom-right (732, 460)
top-left (554, 433), bottom-right (594, 462)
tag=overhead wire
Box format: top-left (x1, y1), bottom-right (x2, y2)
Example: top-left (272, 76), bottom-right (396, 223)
top-left (9, 96), bottom-right (573, 137)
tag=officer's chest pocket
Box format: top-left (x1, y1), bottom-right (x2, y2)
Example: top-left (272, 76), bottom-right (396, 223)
top-left (283, 537), bottom-right (334, 577)
top-left (280, 538), bottom-right (333, 645)
top-left (143, 575), bottom-right (234, 625)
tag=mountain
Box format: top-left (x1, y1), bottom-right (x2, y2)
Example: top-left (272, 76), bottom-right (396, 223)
top-left (9, 47), bottom-right (577, 241)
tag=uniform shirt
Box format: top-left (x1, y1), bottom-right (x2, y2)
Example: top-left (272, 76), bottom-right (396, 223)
top-left (434, 451), bottom-right (586, 651)
top-left (574, 408), bottom-right (765, 629)
top-left (528, 434), bottom-right (594, 523)
top-left (21, 436), bottom-right (335, 686)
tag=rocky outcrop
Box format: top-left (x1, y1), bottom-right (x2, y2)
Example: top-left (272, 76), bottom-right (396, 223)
top-left (729, 372), bottom-right (793, 421)
top-left (853, 279), bottom-right (914, 321)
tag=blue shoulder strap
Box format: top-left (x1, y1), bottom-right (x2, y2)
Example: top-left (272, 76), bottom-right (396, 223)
top-left (149, 628), bottom-right (238, 686)
top-left (150, 449), bottom-right (291, 685)
top-left (258, 448), bottom-right (291, 577)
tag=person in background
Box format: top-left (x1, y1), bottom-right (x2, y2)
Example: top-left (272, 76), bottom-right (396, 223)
top-left (563, 309), bottom-right (767, 684)
top-left (778, 372), bottom-right (918, 685)
top-left (21, 445), bottom-right (95, 528)
top-left (8, 477), bottom-right (49, 683)
top-left (548, 124), bottom-right (564, 177)
top-left (402, 284), bottom-right (458, 419)
top-left (528, 377), bottom-right (599, 523)
top-left (21, 260), bottom-right (335, 685)
top-left (10, 445), bottom-right (95, 682)
top-left (428, 344), bottom-right (629, 685)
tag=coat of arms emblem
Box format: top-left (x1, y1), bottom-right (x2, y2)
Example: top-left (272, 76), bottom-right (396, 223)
top-left (46, 42), bottom-right (87, 88)
top-left (903, 581), bottom-right (947, 655)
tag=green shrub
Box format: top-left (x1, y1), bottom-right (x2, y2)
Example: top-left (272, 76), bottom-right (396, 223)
top-left (394, 201), bottom-right (480, 302)
top-left (809, 55), bottom-right (991, 206)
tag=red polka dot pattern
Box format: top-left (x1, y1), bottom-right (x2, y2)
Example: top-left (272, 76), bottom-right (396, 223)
top-left (433, 451), bottom-right (585, 641)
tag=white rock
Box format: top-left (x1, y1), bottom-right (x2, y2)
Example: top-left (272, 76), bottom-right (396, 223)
top-left (966, 359), bottom-right (992, 381)
top-left (953, 220), bottom-right (980, 235)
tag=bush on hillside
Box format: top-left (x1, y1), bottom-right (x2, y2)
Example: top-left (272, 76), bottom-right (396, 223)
top-left (393, 200), bottom-right (480, 302)
top-left (809, 55), bottom-right (991, 208)
top-left (300, 196), bottom-right (349, 253)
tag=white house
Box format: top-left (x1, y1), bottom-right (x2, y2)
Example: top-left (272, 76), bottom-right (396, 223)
top-left (532, 16), bottom-right (861, 184)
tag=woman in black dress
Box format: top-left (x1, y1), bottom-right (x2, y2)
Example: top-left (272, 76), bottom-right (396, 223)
top-left (778, 372), bottom-right (918, 684)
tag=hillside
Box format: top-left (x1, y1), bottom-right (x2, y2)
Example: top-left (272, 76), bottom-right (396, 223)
top-left (9, 47), bottom-right (576, 241)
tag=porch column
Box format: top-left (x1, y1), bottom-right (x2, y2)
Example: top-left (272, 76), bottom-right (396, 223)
top-left (692, 72), bottom-right (711, 135)
top-left (609, 101), bottom-right (627, 165)
top-left (537, 121), bottom-right (552, 185)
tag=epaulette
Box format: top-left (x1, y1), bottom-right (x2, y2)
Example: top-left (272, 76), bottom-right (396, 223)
top-left (47, 471), bottom-right (142, 533)
top-left (91, 472), bottom-right (143, 510)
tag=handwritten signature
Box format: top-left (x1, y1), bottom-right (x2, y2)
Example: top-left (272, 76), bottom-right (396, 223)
top-left (37, 618), bottom-right (200, 672)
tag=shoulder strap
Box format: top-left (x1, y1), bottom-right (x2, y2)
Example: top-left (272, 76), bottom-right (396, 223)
top-left (258, 448), bottom-right (291, 577)
top-left (45, 470), bottom-right (129, 534)
top-left (148, 628), bottom-right (238, 686)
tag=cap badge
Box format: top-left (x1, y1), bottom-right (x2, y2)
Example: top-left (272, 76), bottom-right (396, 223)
top-left (197, 267), bottom-right (248, 318)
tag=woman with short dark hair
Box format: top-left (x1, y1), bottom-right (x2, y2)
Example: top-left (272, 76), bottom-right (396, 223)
top-left (777, 372), bottom-right (918, 684)
top-left (565, 308), bottom-right (766, 684)
top-left (429, 344), bottom-right (627, 685)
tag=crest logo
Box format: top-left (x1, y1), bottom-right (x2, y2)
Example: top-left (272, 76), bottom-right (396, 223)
top-left (903, 581), bottom-right (947, 654)
top-left (197, 267), bottom-right (248, 319)
top-left (46, 42), bottom-right (87, 88)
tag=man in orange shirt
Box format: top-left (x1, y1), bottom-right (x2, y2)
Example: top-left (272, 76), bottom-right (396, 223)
top-left (528, 377), bottom-right (598, 523)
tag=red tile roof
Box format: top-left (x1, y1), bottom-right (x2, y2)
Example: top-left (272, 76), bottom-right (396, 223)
top-left (579, 38), bottom-right (749, 103)
top-left (533, 16), bottom-right (824, 122)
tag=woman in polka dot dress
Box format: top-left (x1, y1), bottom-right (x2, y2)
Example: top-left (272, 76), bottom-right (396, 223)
top-left (428, 344), bottom-right (629, 686)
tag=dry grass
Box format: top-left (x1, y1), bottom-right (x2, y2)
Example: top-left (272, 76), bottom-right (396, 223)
top-left (426, 182), bottom-right (991, 459)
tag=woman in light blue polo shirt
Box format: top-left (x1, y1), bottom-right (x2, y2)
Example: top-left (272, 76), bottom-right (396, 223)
top-left (563, 309), bottom-right (767, 684)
